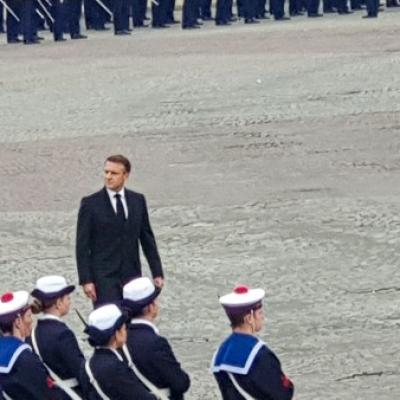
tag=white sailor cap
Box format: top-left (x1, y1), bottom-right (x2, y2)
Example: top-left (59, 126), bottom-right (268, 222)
top-left (219, 285), bottom-right (265, 315)
top-left (0, 291), bottom-right (30, 323)
top-left (122, 277), bottom-right (161, 315)
top-left (85, 304), bottom-right (126, 346)
top-left (31, 275), bottom-right (75, 301)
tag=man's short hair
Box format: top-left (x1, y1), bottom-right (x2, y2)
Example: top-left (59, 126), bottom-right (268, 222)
top-left (106, 155), bottom-right (131, 173)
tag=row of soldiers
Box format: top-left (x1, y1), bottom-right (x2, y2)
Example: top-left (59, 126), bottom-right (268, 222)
top-left (0, 275), bottom-right (294, 399)
top-left (1, 0), bottom-right (399, 44)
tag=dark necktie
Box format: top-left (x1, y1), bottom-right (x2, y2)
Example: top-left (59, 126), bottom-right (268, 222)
top-left (115, 193), bottom-right (126, 224)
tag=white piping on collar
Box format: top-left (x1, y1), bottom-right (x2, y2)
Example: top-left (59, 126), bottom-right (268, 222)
top-left (95, 347), bottom-right (124, 362)
top-left (130, 319), bottom-right (159, 335)
top-left (38, 314), bottom-right (64, 322)
top-left (0, 344), bottom-right (32, 374)
top-left (211, 339), bottom-right (265, 375)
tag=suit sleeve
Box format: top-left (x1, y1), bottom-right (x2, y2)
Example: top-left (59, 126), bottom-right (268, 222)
top-left (250, 348), bottom-right (294, 400)
top-left (151, 337), bottom-right (190, 396)
top-left (139, 195), bottom-right (163, 278)
top-left (76, 197), bottom-right (93, 285)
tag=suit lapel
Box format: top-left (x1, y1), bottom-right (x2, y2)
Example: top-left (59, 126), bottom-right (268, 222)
top-left (126, 190), bottom-right (135, 223)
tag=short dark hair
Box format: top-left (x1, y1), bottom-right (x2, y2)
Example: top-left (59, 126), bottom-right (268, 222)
top-left (0, 321), bottom-right (13, 334)
top-left (106, 155), bottom-right (131, 173)
top-left (227, 313), bottom-right (246, 328)
top-left (225, 302), bottom-right (263, 328)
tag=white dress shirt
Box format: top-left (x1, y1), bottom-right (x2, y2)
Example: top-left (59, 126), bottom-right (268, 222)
top-left (106, 187), bottom-right (129, 218)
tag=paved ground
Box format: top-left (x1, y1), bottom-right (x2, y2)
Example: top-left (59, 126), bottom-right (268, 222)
top-left (1, 9), bottom-right (400, 399)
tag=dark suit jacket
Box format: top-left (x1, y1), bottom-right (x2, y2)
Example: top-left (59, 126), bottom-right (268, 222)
top-left (125, 322), bottom-right (190, 400)
top-left (76, 187), bottom-right (163, 303)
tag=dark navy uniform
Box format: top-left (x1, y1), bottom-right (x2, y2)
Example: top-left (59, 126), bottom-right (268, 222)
top-left (28, 315), bottom-right (85, 399)
top-left (0, 2), bottom-right (4, 33)
top-left (306, 0), bottom-right (321, 16)
top-left (270, 0), bottom-right (287, 19)
top-left (0, 336), bottom-right (54, 400)
top-left (5, 0), bottom-right (22, 43)
top-left (80, 348), bottom-right (157, 400)
top-left (125, 320), bottom-right (190, 400)
top-left (51, 0), bottom-right (67, 40)
top-left (66, 0), bottom-right (86, 38)
top-left (22, 0), bottom-right (38, 43)
top-left (364, 0), bottom-right (378, 16)
top-left (212, 333), bottom-right (294, 400)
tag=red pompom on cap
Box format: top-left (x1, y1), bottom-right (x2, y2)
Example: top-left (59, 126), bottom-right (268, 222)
top-left (1, 292), bottom-right (14, 303)
top-left (234, 285), bottom-right (249, 294)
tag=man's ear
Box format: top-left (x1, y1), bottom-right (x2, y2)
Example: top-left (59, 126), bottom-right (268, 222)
top-left (243, 312), bottom-right (253, 325)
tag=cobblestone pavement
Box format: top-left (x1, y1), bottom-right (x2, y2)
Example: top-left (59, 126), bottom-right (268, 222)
top-left (1, 10), bottom-right (400, 399)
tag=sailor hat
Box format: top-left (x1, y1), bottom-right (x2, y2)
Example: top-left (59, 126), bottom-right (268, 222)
top-left (31, 275), bottom-right (75, 301)
top-left (0, 291), bottom-right (30, 323)
top-left (219, 285), bottom-right (265, 316)
top-left (85, 304), bottom-right (126, 346)
top-left (122, 277), bottom-right (161, 315)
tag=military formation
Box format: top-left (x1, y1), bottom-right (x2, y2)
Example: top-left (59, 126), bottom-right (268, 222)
top-left (0, 155), bottom-right (296, 399)
top-left (1, 0), bottom-right (399, 44)
top-left (0, 276), bottom-right (294, 400)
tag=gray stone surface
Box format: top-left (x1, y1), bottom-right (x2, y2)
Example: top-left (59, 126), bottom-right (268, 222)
top-left (1, 10), bottom-right (400, 399)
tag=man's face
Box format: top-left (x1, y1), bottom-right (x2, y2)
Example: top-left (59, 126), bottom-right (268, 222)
top-left (104, 161), bottom-right (129, 192)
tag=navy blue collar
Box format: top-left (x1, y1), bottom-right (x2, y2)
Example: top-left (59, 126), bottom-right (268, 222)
top-left (0, 337), bottom-right (32, 374)
top-left (211, 332), bottom-right (265, 375)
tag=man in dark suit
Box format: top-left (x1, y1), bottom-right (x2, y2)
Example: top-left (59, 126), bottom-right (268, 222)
top-left (76, 154), bottom-right (164, 306)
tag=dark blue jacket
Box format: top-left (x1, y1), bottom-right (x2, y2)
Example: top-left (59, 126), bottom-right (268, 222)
top-left (213, 333), bottom-right (294, 400)
top-left (0, 337), bottom-right (54, 400)
top-left (80, 347), bottom-right (157, 400)
top-left (27, 317), bottom-right (85, 399)
top-left (125, 321), bottom-right (190, 399)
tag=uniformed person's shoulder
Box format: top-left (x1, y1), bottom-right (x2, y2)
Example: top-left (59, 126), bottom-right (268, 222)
top-left (0, 335), bottom-right (33, 372)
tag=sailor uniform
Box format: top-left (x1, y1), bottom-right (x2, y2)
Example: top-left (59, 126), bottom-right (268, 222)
top-left (0, 336), bottom-right (54, 400)
top-left (28, 315), bottom-right (85, 399)
top-left (212, 332), bottom-right (294, 400)
top-left (125, 320), bottom-right (190, 400)
top-left (80, 347), bottom-right (157, 400)
top-left (81, 303), bottom-right (156, 400)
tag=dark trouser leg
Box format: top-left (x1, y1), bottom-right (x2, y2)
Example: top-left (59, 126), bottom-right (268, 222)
top-left (366, 0), bottom-right (378, 14)
top-left (22, 0), bottom-right (35, 41)
top-left (307, 0), bottom-right (320, 14)
top-left (270, 0), bottom-right (284, 18)
top-left (121, 0), bottom-right (129, 29)
top-left (131, 0), bottom-right (143, 24)
top-left (94, 279), bottom-right (123, 307)
top-left (113, 0), bottom-right (123, 31)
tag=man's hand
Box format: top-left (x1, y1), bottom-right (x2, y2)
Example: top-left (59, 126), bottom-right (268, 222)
top-left (153, 276), bottom-right (164, 289)
top-left (82, 283), bottom-right (97, 302)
